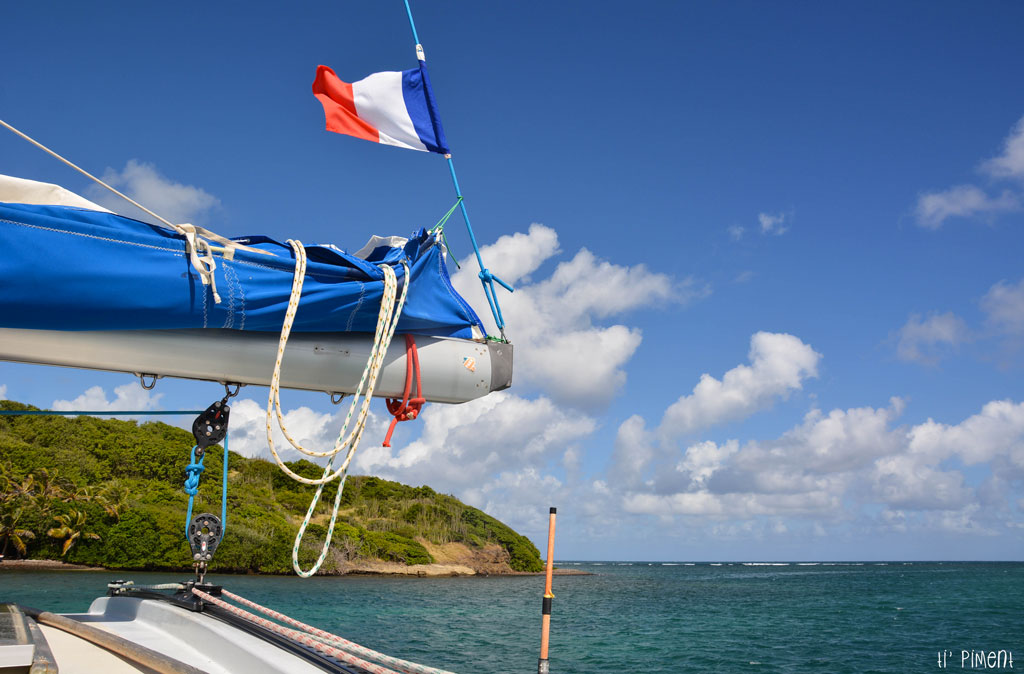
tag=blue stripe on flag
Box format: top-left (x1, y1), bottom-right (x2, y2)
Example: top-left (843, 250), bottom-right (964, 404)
top-left (401, 65), bottom-right (450, 155)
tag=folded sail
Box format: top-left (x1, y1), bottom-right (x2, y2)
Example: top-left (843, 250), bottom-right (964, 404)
top-left (0, 178), bottom-right (483, 339)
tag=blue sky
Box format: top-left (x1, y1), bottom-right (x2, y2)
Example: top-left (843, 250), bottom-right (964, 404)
top-left (3, 1), bottom-right (1024, 561)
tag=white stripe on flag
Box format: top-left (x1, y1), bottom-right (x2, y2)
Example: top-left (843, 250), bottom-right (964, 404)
top-left (351, 71), bottom-right (427, 152)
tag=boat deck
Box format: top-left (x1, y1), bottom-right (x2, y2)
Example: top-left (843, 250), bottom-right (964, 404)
top-left (3, 597), bottom-right (366, 673)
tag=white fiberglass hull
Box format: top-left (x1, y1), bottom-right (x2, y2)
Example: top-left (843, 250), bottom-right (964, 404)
top-left (0, 328), bottom-right (512, 404)
top-left (28, 597), bottom-right (342, 673)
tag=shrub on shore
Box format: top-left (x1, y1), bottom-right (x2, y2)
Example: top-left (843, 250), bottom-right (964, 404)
top-left (0, 400), bottom-right (542, 574)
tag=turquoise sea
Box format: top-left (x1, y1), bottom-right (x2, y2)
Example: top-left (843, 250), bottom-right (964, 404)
top-left (2, 562), bottom-right (1021, 673)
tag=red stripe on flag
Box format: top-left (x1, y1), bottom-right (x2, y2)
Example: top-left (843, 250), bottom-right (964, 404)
top-left (312, 65), bottom-right (380, 144)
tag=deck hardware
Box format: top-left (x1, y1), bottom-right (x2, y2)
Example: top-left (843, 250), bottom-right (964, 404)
top-left (191, 399), bottom-right (231, 453)
top-left (187, 513), bottom-right (223, 583)
top-left (135, 372), bottom-right (163, 390)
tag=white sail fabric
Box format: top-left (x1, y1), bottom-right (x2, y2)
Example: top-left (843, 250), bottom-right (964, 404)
top-left (0, 174), bottom-right (110, 212)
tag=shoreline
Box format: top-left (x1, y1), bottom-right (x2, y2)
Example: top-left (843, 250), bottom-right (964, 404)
top-left (0, 558), bottom-right (592, 577)
top-left (0, 559), bottom-right (100, 571)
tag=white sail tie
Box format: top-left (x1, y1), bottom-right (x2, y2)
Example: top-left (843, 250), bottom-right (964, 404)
top-left (179, 224), bottom-right (220, 303)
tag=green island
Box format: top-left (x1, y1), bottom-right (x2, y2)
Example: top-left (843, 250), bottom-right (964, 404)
top-left (0, 400), bottom-right (543, 575)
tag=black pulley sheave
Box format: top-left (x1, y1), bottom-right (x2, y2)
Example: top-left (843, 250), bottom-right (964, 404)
top-left (192, 398), bottom-right (231, 451)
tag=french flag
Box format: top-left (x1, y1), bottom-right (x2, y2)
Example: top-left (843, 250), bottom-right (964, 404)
top-left (313, 64), bottom-right (450, 154)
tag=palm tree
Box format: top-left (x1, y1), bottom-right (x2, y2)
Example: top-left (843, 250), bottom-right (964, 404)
top-left (13, 474), bottom-right (35, 500)
top-left (0, 508), bottom-right (36, 558)
top-left (47, 510), bottom-right (100, 557)
top-left (33, 468), bottom-right (68, 503)
top-left (0, 459), bottom-right (15, 495)
top-left (65, 485), bottom-right (97, 504)
top-left (96, 481), bottom-right (129, 521)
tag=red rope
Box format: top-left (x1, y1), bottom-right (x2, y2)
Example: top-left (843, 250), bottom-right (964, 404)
top-left (208, 588), bottom-right (457, 674)
top-left (383, 334), bottom-right (425, 447)
top-left (191, 588), bottom-right (402, 674)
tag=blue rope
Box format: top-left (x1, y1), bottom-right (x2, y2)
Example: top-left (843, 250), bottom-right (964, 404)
top-left (183, 434), bottom-right (230, 537)
top-left (221, 432), bottom-right (229, 527)
top-left (403, 0), bottom-right (421, 46)
top-left (401, 0), bottom-right (514, 338)
top-left (184, 445), bottom-right (204, 535)
top-left (184, 445), bottom-right (205, 496)
top-left (445, 156), bottom-right (513, 333)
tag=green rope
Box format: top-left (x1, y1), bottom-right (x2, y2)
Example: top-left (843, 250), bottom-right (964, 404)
top-left (430, 196), bottom-right (463, 231)
top-left (429, 197), bottom-right (463, 269)
top-left (440, 230), bottom-right (460, 268)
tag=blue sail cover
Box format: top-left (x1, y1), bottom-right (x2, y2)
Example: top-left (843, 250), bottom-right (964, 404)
top-left (0, 201), bottom-right (484, 339)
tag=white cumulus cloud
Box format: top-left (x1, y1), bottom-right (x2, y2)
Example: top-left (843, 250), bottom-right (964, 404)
top-left (981, 278), bottom-right (1024, 337)
top-left (622, 489), bottom-right (839, 519)
top-left (452, 224), bottom-right (704, 407)
top-left (980, 115), bottom-right (1024, 180)
top-left (758, 212), bottom-right (788, 235)
top-left (52, 383), bottom-right (163, 413)
top-left (659, 332), bottom-right (821, 437)
top-left (608, 414), bottom-right (656, 488)
top-left (350, 391), bottom-right (596, 542)
top-left (356, 391), bottom-right (595, 492)
top-left (893, 278), bottom-right (1024, 367)
top-left (871, 455), bottom-right (972, 511)
top-left (915, 184), bottom-right (1019, 229)
top-left (609, 388), bottom-right (1024, 536)
top-left (226, 396), bottom-right (391, 465)
top-left (675, 439), bottom-right (740, 490)
top-left (593, 331), bottom-right (1024, 541)
top-left (736, 399), bottom-right (906, 478)
top-left (896, 312), bottom-right (971, 364)
top-left (907, 399), bottom-right (1024, 468)
top-left (86, 160), bottom-right (221, 226)
top-left (915, 116), bottom-right (1024, 228)
top-left (474, 224), bottom-right (560, 284)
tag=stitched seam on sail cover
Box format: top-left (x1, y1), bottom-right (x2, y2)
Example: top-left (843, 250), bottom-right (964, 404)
top-left (2, 217), bottom-right (186, 254)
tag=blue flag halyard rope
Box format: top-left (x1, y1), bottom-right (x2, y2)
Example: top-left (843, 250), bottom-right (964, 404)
top-left (444, 156), bottom-right (513, 335)
top-left (403, 0), bottom-right (514, 340)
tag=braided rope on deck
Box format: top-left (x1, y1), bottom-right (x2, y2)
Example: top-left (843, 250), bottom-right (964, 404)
top-left (191, 587), bottom-right (457, 674)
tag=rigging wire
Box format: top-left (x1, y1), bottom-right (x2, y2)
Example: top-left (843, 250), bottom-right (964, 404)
top-left (0, 118), bottom-right (273, 305)
top-left (0, 118), bottom-right (181, 232)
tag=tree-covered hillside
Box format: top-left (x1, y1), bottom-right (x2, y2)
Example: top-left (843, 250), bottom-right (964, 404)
top-left (0, 401), bottom-right (542, 574)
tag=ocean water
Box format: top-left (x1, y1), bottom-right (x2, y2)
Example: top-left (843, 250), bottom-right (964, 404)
top-left (1, 562), bottom-right (1021, 673)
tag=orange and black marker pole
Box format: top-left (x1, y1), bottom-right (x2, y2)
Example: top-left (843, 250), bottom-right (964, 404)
top-left (538, 506), bottom-right (556, 674)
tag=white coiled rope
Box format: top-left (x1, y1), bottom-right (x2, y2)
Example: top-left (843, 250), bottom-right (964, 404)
top-left (266, 239), bottom-right (410, 576)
